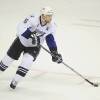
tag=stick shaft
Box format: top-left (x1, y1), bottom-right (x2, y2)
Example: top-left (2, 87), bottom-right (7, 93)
top-left (41, 45), bottom-right (95, 86)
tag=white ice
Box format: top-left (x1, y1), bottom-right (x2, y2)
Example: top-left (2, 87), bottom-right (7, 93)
top-left (0, 0), bottom-right (100, 100)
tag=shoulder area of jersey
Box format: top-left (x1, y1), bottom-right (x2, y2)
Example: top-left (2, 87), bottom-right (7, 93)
top-left (28, 13), bottom-right (40, 23)
top-left (47, 19), bottom-right (56, 28)
top-left (29, 13), bottom-right (38, 19)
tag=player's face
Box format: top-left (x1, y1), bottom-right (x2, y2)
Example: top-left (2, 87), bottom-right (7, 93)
top-left (42, 14), bottom-right (52, 23)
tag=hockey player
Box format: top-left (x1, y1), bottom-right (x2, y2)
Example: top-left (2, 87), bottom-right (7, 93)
top-left (0, 7), bottom-right (63, 89)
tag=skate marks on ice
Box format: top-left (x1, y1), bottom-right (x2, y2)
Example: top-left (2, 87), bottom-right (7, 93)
top-left (0, 67), bottom-right (100, 89)
top-left (72, 19), bottom-right (100, 28)
top-left (29, 69), bottom-right (100, 87)
top-left (0, 68), bottom-right (100, 100)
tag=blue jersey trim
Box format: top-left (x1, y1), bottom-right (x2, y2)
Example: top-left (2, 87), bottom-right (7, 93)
top-left (46, 34), bottom-right (57, 51)
top-left (22, 28), bottom-right (32, 39)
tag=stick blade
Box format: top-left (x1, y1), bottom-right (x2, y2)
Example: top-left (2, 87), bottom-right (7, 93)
top-left (93, 83), bottom-right (99, 87)
top-left (85, 79), bottom-right (99, 87)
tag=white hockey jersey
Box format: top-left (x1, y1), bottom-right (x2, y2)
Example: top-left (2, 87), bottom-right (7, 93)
top-left (16, 14), bottom-right (56, 47)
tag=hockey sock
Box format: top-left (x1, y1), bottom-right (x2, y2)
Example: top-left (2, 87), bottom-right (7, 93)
top-left (0, 54), bottom-right (14, 71)
top-left (10, 53), bottom-right (34, 88)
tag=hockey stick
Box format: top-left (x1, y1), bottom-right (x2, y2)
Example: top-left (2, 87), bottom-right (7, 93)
top-left (41, 45), bottom-right (99, 87)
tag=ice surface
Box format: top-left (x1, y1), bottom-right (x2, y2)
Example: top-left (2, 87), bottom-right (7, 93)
top-left (0, 67), bottom-right (100, 100)
top-left (0, 0), bottom-right (100, 100)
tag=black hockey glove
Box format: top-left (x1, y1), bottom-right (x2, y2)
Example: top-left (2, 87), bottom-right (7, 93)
top-left (51, 51), bottom-right (63, 64)
top-left (30, 34), bottom-right (40, 46)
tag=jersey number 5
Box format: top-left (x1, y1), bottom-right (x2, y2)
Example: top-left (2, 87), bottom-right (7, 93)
top-left (24, 18), bottom-right (29, 23)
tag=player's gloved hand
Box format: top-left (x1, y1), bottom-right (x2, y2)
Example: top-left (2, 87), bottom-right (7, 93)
top-left (51, 51), bottom-right (63, 64)
top-left (30, 34), bottom-right (40, 46)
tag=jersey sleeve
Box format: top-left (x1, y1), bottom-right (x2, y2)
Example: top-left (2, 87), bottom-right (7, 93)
top-left (45, 23), bottom-right (58, 52)
top-left (21, 15), bottom-right (38, 39)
